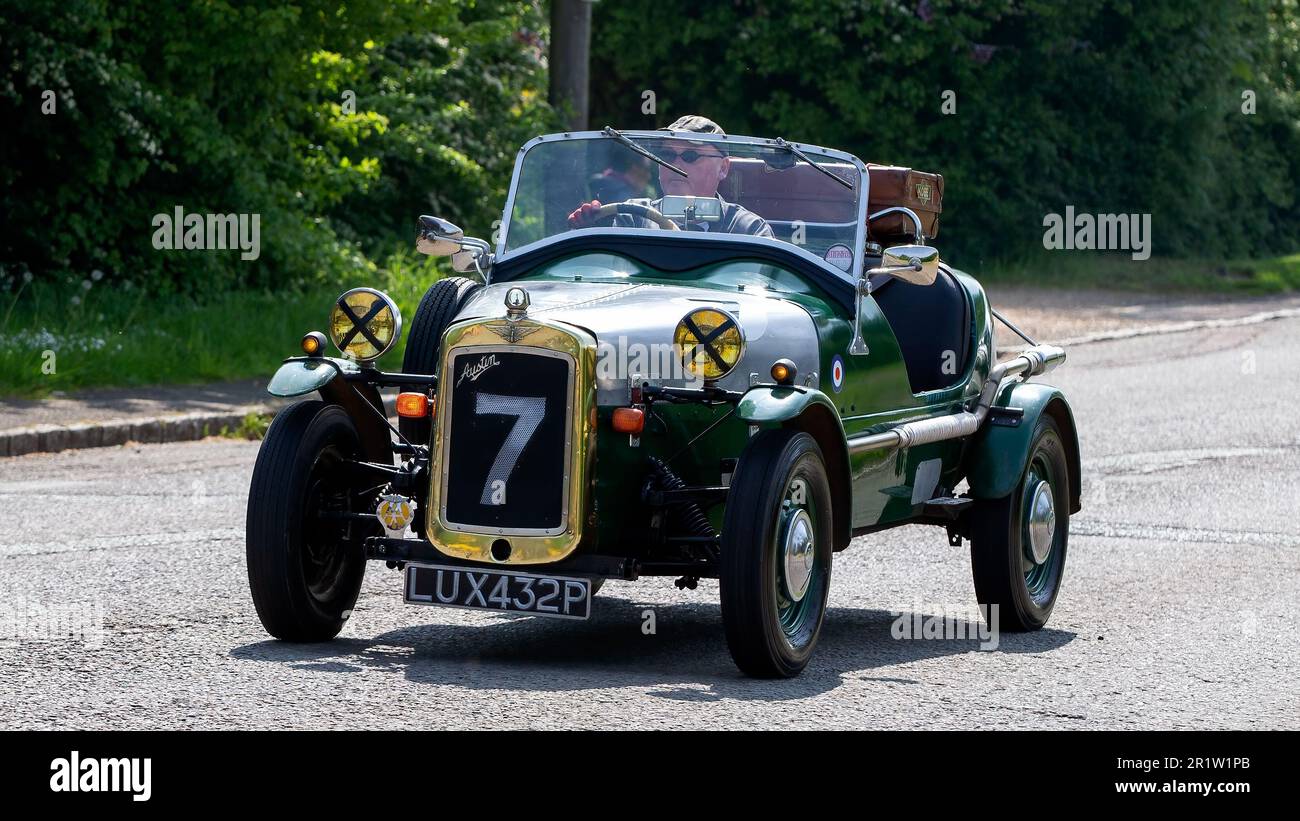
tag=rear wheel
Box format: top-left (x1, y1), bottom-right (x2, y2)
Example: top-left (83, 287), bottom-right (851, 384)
top-left (720, 430), bottom-right (834, 678)
top-left (399, 276), bottom-right (481, 444)
top-left (970, 415), bottom-right (1070, 631)
top-left (246, 401), bottom-right (379, 641)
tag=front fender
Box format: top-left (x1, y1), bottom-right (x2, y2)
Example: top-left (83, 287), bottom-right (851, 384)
top-left (964, 382), bottom-right (1082, 513)
top-left (266, 356), bottom-right (391, 465)
top-left (267, 357), bottom-right (359, 397)
top-left (737, 385), bottom-right (837, 426)
top-left (737, 386), bottom-right (853, 550)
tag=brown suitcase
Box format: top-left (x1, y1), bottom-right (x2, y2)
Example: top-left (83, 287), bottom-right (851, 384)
top-left (867, 164), bottom-right (944, 242)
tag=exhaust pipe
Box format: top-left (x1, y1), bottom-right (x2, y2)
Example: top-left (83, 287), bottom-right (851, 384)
top-left (846, 345), bottom-right (1065, 456)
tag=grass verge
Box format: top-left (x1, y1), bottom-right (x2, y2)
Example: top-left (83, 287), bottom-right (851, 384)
top-left (218, 412), bottom-right (273, 441)
top-left (2, 249), bottom-right (1296, 398)
top-left (0, 250), bottom-right (448, 398)
top-left (977, 251), bottom-right (1300, 293)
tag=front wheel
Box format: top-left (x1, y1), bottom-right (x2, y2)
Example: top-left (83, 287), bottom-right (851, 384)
top-left (246, 400), bottom-right (379, 641)
top-left (970, 415), bottom-right (1071, 631)
top-left (720, 430), bottom-right (834, 678)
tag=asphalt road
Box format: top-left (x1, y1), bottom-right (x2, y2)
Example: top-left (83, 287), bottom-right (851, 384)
top-left (2, 318), bottom-right (1297, 729)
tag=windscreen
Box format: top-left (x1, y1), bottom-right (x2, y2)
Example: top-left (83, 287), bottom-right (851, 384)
top-left (503, 134), bottom-right (864, 273)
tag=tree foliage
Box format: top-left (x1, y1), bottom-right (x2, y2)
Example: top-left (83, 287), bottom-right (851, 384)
top-left (591, 0), bottom-right (1300, 263)
top-left (0, 0), bottom-right (555, 294)
top-left (2, 0), bottom-right (1296, 299)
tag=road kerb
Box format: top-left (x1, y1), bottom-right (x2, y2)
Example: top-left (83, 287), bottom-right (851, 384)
top-left (0, 407), bottom-right (277, 458)
top-left (5, 309), bottom-right (1298, 459)
top-left (1, 396), bottom-right (400, 458)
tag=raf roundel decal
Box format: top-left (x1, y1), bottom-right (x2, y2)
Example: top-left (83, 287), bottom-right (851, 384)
top-left (831, 355), bottom-right (845, 393)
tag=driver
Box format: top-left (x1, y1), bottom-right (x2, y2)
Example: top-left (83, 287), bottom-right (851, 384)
top-left (567, 115), bottom-right (774, 238)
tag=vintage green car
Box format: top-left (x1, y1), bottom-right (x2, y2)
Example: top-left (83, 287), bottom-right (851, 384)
top-left (245, 128), bottom-right (1080, 678)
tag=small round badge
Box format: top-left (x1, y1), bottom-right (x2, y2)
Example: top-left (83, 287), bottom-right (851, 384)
top-left (831, 355), bottom-right (845, 393)
top-left (824, 244), bottom-right (853, 272)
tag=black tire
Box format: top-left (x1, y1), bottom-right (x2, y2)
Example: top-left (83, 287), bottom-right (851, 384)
top-left (399, 276), bottom-right (481, 444)
top-left (970, 415), bottom-right (1071, 631)
top-left (720, 430), bottom-right (834, 678)
top-left (246, 400), bottom-right (378, 641)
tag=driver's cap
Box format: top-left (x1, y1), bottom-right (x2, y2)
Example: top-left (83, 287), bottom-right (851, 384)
top-left (663, 115), bottom-right (726, 136)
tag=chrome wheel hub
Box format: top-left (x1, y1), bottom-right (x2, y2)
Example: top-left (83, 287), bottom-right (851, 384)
top-left (1026, 479), bottom-right (1056, 565)
top-left (781, 508), bottom-right (815, 602)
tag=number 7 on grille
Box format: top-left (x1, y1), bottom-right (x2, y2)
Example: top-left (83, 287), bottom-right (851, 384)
top-left (474, 392), bottom-right (546, 505)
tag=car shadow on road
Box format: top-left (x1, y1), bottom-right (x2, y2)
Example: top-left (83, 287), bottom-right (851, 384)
top-left (230, 594), bottom-right (1076, 702)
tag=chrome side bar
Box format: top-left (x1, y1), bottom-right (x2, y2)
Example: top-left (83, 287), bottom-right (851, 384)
top-left (846, 344), bottom-right (1066, 456)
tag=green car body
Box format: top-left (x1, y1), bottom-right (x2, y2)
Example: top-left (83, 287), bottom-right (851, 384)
top-left (252, 129), bottom-right (1081, 677)
top-left (269, 255), bottom-right (1079, 547)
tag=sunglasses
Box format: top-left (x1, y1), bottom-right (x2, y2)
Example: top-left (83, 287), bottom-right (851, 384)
top-left (658, 148), bottom-right (725, 164)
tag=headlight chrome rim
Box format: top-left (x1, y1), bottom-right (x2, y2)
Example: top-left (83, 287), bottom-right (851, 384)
top-left (328, 287), bottom-right (403, 363)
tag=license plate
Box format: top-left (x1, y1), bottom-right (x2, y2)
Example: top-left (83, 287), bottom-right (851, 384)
top-left (404, 563), bottom-right (591, 620)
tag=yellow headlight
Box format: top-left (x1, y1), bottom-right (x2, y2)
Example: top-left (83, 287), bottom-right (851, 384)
top-left (674, 307), bottom-right (744, 380)
top-left (328, 288), bottom-right (402, 362)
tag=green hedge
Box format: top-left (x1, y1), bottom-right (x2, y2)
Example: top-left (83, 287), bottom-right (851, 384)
top-left (590, 0), bottom-right (1300, 265)
top-left (0, 0), bottom-right (556, 296)
top-left (3, 0), bottom-right (1297, 300)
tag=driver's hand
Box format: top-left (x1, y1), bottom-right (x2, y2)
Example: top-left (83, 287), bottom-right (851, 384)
top-left (567, 200), bottom-right (604, 228)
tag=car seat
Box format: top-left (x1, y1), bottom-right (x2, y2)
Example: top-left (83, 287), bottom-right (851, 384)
top-left (869, 265), bottom-right (971, 394)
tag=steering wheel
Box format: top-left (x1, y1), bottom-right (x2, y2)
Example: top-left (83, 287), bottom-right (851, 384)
top-left (587, 201), bottom-right (680, 231)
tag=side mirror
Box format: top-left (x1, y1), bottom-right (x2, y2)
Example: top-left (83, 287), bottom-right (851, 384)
top-left (416, 214), bottom-right (495, 278)
top-left (872, 244), bottom-right (940, 286)
top-left (416, 215), bottom-right (464, 257)
top-left (849, 244), bottom-right (942, 355)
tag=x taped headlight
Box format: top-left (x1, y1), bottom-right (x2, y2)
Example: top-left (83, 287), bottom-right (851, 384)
top-left (329, 287), bottom-right (402, 363)
top-left (674, 307), bottom-right (744, 380)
